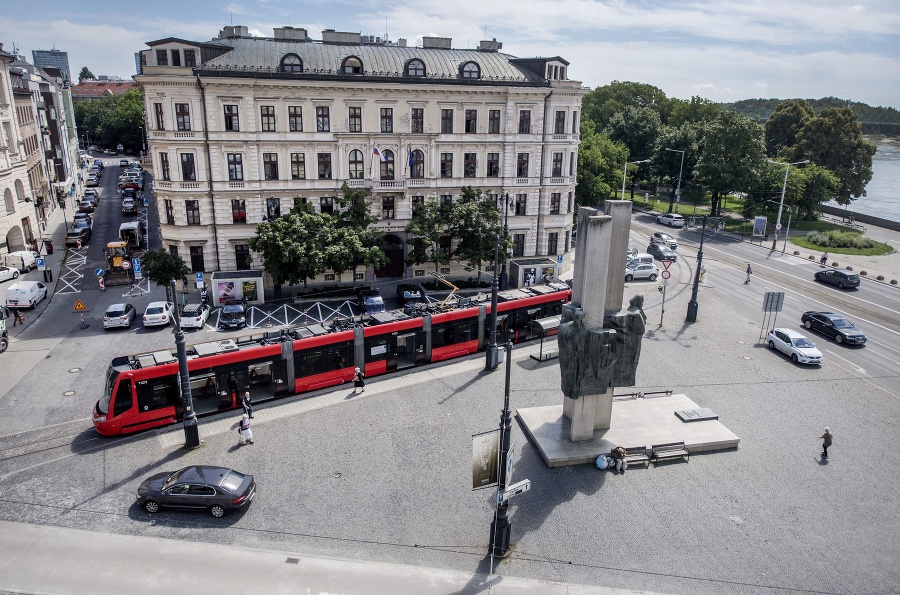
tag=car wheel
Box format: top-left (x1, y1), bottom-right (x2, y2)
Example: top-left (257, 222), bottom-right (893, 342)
top-left (791, 354), bottom-right (799, 363)
top-left (835, 334), bottom-right (843, 344)
top-left (804, 320), bottom-right (812, 329)
top-left (649, 274), bottom-right (657, 281)
top-left (768, 341), bottom-right (775, 350)
top-left (837, 282), bottom-right (845, 289)
top-left (12, 271), bottom-right (18, 279)
top-left (143, 500), bottom-right (160, 514)
top-left (209, 505), bottom-right (226, 518)
top-left (0, 337), bottom-right (8, 353)
top-left (625, 274), bottom-right (633, 282)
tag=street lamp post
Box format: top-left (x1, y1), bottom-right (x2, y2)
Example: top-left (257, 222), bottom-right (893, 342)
top-left (664, 148), bottom-right (685, 213)
top-left (768, 159), bottom-right (809, 250)
top-left (170, 279), bottom-right (201, 449)
top-left (621, 159), bottom-right (652, 201)
top-left (498, 192), bottom-right (511, 290)
top-left (485, 234), bottom-right (501, 371)
top-left (489, 334), bottom-right (514, 556)
top-left (686, 215), bottom-right (707, 323)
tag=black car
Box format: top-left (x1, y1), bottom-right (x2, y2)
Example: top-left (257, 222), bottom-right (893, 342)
top-left (396, 283), bottom-right (425, 307)
top-left (122, 199), bottom-right (137, 216)
top-left (801, 311), bottom-right (867, 345)
top-left (137, 465), bottom-right (256, 518)
top-left (358, 289), bottom-right (386, 313)
top-left (219, 298), bottom-right (247, 329)
top-left (646, 243), bottom-right (677, 262)
top-left (65, 227), bottom-right (91, 246)
top-left (814, 268), bottom-right (860, 289)
top-left (78, 200), bottom-right (96, 214)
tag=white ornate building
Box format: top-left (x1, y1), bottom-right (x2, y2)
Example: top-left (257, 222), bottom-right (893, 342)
top-left (135, 26), bottom-right (586, 283)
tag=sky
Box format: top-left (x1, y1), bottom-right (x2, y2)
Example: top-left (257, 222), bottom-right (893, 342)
top-left (2, 0), bottom-right (899, 108)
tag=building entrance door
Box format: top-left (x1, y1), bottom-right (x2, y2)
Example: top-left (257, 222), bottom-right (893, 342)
top-left (375, 234), bottom-right (405, 278)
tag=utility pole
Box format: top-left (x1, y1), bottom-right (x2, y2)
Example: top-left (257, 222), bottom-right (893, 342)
top-left (485, 235), bottom-right (501, 370)
top-left (171, 279), bottom-right (201, 449)
top-left (489, 335), bottom-right (514, 556)
top-left (498, 193), bottom-right (510, 290)
top-left (686, 216), bottom-right (706, 323)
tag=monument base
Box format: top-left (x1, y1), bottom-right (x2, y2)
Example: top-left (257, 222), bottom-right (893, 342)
top-left (517, 394), bottom-right (740, 468)
top-left (562, 392), bottom-right (613, 440)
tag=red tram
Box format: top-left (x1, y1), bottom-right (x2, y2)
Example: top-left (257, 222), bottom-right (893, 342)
top-left (93, 284), bottom-right (571, 436)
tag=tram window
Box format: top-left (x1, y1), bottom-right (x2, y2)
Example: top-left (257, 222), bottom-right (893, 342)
top-left (248, 363), bottom-right (273, 385)
top-left (432, 325), bottom-right (455, 347)
top-left (113, 379), bottom-right (133, 417)
top-left (136, 376), bottom-right (179, 412)
top-left (544, 302), bottom-right (562, 316)
top-left (296, 350), bottom-right (322, 378)
top-left (456, 320), bottom-right (477, 343)
top-left (365, 338), bottom-right (389, 362)
top-left (189, 374), bottom-right (217, 397)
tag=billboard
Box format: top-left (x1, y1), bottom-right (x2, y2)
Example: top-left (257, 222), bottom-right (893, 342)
top-left (471, 429), bottom-right (500, 490)
top-left (753, 216), bottom-right (768, 237)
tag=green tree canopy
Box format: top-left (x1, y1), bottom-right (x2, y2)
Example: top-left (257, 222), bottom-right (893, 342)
top-left (764, 99), bottom-right (815, 158)
top-left (448, 187), bottom-right (509, 281)
top-left (78, 66), bottom-right (94, 83)
top-left (582, 81), bottom-right (671, 127)
top-left (405, 197), bottom-right (450, 272)
top-left (695, 111), bottom-right (766, 215)
top-left (141, 249), bottom-right (190, 300)
top-left (249, 205), bottom-right (331, 289)
top-left (667, 96), bottom-right (723, 128)
top-left (330, 183), bottom-right (386, 283)
top-left (74, 88), bottom-right (145, 153)
top-left (791, 107), bottom-right (876, 205)
top-left (652, 122), bottom-right (702, 212)
top-left (575, 119), bottom-right (628, 208)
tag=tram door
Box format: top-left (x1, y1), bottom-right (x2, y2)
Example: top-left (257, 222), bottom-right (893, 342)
top-left (396, 331), bottom-right (426, 370)
top-left (217, 369), bottom-right (245, 410)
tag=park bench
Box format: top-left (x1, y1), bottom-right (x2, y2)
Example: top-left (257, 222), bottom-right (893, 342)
top-left (622, 446), bottom-right (651, 469)
top-left (650, 441), bottom-right (690, 465)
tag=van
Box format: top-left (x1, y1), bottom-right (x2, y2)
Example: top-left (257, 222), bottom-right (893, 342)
top-left (626, 253), bottom-right (654, 267)
top-left (5, 280), bottom-right (48, 309)
top-left (3, 251), bottom-right (37, 272)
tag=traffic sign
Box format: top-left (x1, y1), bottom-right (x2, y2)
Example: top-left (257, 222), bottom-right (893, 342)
top-left (142, 196), bottom-right (149, 207)
top-left (36, 258), bottom-right (46, 271)
top-left (557, 254), bottom-right (563, 264)
top-left (500, 479), bottom-right (531, 502)
top-left (120, 260), bottom-right (131, 270)
top-left (132, 259), bottom-right (142, 273)
top-left (775, 223), bottom-right (782, 230)
top-left (660, 260), bottom-right (674, 271)
top-left (774, 228), bottom-right (781, 236)
top-left (195, 272), bottom-right (204, 282)
top-left (94, 268), bottom-right (105, 277)
top-left (661, 270), bottom-right (671, 279)
top-left (73, 300), bottom-right (87, 311)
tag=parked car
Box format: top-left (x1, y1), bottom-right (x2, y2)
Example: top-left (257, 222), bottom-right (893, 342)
top-left (396, 283), bottom-right (425, 307)
top-left (0, 265), bottom-right (20, 283)
top-left (358, 289), bottom-right (386, 313)
top-left (180, 303), bottom-right (210, 329)
top-left (650, 232), bottom-right (677, 250)
top-left (86, 176), bottom-right (99, 187)
top-left (65, 227), bottom-right (91, 246)
top-left (122, 199), bottom-right (137, 216)
top-left (219, 299), bottom-right (248, 330)
top-left (136, 465), bottom-right (256, 518)
top-left (646, 243), bottom-right (678, 262)
top-left (81, 194), bottom-right (99, 208)
top-left (83, 188), bottom-right (99, 199)
top-left (103, 303), bottom-right (136, 330)
top-left (801, 311), bottom-right (867, 345)
top-left (625, 262), bottom-right (659, 282)
top-left (122, 188), bottom-right (137, 200)
top-left (143, 301), bottom-right (175, 327)
top-left (73, 213), bottom-right (92, 228)
top-left (77, 200), bottom-right (96, 214)
top-left (119, 158), bottom-right (130, 167)
top-left (3, 250), bottom-right (37, 272)
top-left (814, 268), bottom-right (860, 289)
top-left (766, 328), bottom-right (823, 365)
top-left (656, 213), bottom-right (686, 228)
top-left (4, 280), bottom-right (48, 309)
top-left (93, 159), bottom-right (104, 169)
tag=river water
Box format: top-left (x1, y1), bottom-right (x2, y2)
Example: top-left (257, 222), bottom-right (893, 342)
top-left (826, 138), bottom-right (900, 223)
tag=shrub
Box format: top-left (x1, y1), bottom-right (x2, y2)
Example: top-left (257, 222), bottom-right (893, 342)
top-left (805, 230), bottom-right (876, 249)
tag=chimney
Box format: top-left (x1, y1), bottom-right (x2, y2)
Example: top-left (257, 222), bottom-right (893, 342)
top-left (322, 30), bottom-right (362, 44)
top-left (398, 38), bottom-right (407, 48)
top-left (274, 26), bottom-right (309, 41)
top-left (422, 36), bottom-right (452, 49)
top-left (478, 38), bottom-right (502, 52)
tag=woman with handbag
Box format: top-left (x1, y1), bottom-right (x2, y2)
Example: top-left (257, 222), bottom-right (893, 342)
top-left (353, 367), bottom-right (365, 393)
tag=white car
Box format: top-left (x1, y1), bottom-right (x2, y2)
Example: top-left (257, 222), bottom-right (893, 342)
top-left (0, 265), bottom-right (20, 283)
top-left (656, 213), bottom-right (685, 228)
top-left (143, 301), bottom-right (175, 327)
top-left (180, 303), bottom-right (210, 329)
top-left (767, 328), bottom-right (823, 365)
top-left (650, 232), bottom-right (677, 250)
top-left (103, 303), bottom-right (136, 330)
top-left (625, 262), bottom-right (659, 282)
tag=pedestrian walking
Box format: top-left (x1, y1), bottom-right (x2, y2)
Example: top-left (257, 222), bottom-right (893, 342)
top-left (819, 427), bottom-right (832, 459)
top-left (242, 390), bottom-right (253, 419)
top-left (353, 367), bottom-right (366, 393)
top-left (745, 263), bottom-right (752, 284)
top-left (820, 252), bottom-right (828, 267)
top-left (699, 266), bottom-right (707, 282)
top-left (238, 414), bottom-right (254, 445)
top-left (10, 306), bottom-right (20, 327)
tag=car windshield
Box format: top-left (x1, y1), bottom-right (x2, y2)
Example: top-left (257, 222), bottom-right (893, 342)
top-left (220, 470), bottom-right (245, 491)
top-left (223, 305), bottom-right (244, 314)
top-left (832, 318), bottom-right (852, 328)
top-left (365, 296), bottom-right (383, 305)
top-left (793, 338), bottom-right (815, 348)
top-left (402, 290), bottom-right (421, 299)
top-left (146, 307), bottom-right (163, 315)
top-left (107, 308), bottom-right (125, 316)
top-left (161, 470), bottom-right (182, 490)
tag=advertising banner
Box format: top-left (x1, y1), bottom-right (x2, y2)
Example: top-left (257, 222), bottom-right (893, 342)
top-left (471, 429), bottom-right (500, 490)
top-left (753, 216), bottom-right (768, 237)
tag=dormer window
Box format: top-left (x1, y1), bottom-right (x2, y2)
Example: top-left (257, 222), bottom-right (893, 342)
top-left (405, 59), bottom-right (426, 77)
top-left (460, 61), bottom-right (480, 79)
top-left (342, 56), bottom-right (363, 74)
top-left (280, 54), bottom-right (303, 73)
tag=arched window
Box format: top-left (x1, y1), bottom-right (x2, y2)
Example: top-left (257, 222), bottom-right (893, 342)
top-left (460, 61), bottom-right (480, 79)
top-left (280, 54), bottom-right (303, 73)
top-left (348, 149), bottom-right (364, 179)
top-left (4, 189), bottom-right (13, 214)
top-left (14, 179), bottom-right (25, 202)
top-left (405, 59), bottom-right (426, 77)
top-left (380, 150), bottom-right (395, 180)
top-left (410, 149), bottom-right (425, 179)
top-left (341, 56), bottom-right (363, 74)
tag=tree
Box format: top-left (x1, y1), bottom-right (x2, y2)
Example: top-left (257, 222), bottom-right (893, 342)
top-left (694, 111), bottom-right (766, 215)
top-left (448, 187), bottom-right (508, 282)
top-left (141, 249), bottom-right (190, 301)
top-left (405, 197), bottom-right (450, 273)
top-left (575, 119), bottom-right (628, 207)
top-left (582, 81), bottom-right (671, 128)
top-left (78, 66), bottom-right (95, 83)
top-left (795, 165), bottom-right (840, 220)
top-left (249, 205), bottom-right (331, 293)
top-left (764, 99), bottom-right (814, 158)
top-left (606, 105), bottom-right (661, 199)
top-left (667, 96), bottom-right (723, 128)
top-left (74, 88), bottom-right (145, 153)
top-left (331, 183), bottom-right (386, 284)
top-left (792, 107), bottom-right (876, 205)
top-left (652, 122), bottom-right (702, 212)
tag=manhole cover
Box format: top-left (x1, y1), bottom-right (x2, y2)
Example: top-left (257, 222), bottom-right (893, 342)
top-left (63, 391), bottom-right (76, 396)
top-left (68, 368), bottom-right (81, 373)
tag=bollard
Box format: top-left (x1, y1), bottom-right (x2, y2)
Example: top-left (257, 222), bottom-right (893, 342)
top-left (80, 314), bottom-right (89, 329)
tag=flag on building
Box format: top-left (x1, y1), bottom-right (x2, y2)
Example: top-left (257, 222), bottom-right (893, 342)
top-left (373, 145), bottom-right (386, 162)
top-left (407, 146), bottom-right (415, 169)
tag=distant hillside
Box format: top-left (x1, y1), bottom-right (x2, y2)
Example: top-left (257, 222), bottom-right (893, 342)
top-left (721, 97), bottom-right (900, 136)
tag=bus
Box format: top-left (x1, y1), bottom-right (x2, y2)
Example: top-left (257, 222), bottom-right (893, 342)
top-left (93, 284), bottom-right (571, 436)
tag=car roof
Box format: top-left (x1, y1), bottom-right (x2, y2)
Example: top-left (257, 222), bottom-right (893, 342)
top-left (106, 303), bottom-right (128, 311)
top-left (147, 301), bottom-right (169, 307)
top-left (175, 465), bottom-right (234, 485)
top-left (183, 303), bottom-right (204, 311)
top-left (773, 327), bottom-right (806, 338)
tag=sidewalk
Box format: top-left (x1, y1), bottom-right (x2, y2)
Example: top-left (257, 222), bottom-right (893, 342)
top-left (0, 521), bottom-right (653, 595)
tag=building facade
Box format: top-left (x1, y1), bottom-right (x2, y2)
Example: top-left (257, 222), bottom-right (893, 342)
top-left (31, 49), bottom-right (71, 84)
top-left (136, 26), bottom-right (586, 284)
top-left (0, 44), bottom-right (35, 253)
